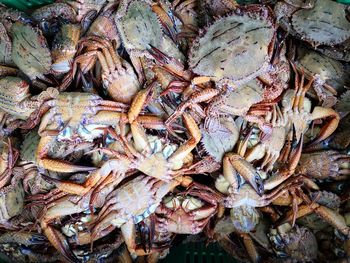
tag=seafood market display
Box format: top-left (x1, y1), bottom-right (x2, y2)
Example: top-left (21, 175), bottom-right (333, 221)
top-left (0, 0), bottom-right (349, 262)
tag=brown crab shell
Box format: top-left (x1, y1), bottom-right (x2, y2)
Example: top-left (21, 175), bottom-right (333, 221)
top-left (51, 24), bottom-right (81, 74)
top-left (189, 5), bottom-right (276, 86)
top-left (291, 0), bottom-right (350, 46)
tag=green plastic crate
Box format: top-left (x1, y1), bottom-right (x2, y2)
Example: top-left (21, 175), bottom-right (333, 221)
top-left (0, 0), bottom-right (53, 11)
top-left (160, 242), bottom-right (236, 263)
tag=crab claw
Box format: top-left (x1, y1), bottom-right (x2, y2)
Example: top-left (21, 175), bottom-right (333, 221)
top-left (42, 223), bottom-right (78, 263)
top-left (278, 203), bottom-right (350, 238)
top-left (306, 106), bottom-right (340, 148)
top-left (147, 45), bottom-right (192, 80)
top-left (223, 153), bottom-right (264, 196)
top-left (264, 134), bottom-right (303, 191)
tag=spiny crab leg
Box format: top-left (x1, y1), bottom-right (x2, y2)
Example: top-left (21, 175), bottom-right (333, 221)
top-left (148, 46), bottom-right (192, 81)
top-left (40, 196), bottom-right (87, 263)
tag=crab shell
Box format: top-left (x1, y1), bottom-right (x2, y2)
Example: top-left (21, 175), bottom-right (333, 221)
top-left (31, 3), bottom-right (77, 36)
top-left (230, 205), bottom-right (260, 233)
top-left (0, 77), bottom-right (34, 120)
top-left (269, 224), bottom-right (318, 261)
top-left (296, 48), bottom-right (344, 84)
top-left (291, 0), bottom-right (350, 46)
top-left (10, 22), bottom-right (52, 81)
top-left (51, 24), bottom-right (81, 74)
top-left (0, 172), bottom-right (25, 223)
top-left (0, 22), bottom-right (12, 65)
top-left (201, 116), bottom-right (239, 161)
top-left (189, 5), bottom-right (276, 86)
top-left (115, 0), bottom-right (184, 61)
top-left (276, 0), bottom-right (350, 47)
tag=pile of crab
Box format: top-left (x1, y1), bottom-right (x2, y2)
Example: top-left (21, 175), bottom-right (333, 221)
top-left (0, 0), bottom-right (350, 262)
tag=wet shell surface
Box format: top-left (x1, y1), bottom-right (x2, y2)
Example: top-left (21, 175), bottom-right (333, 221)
top-left (291, 0), bottom-right (350, 46)
top-left (10, 22), bottom-right (52, 80)
top-left (189, 5), bottom-right (275, 85)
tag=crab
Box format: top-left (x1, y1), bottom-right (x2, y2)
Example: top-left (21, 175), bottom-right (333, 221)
top-left (31, 2), bottom-right (77, 36)
top-left (275, 0), bottom-right (350, 47)
top-left (188, 5), bottom-right (276, 86)
top-left (279, 191), bottom-right (350, 239)
top-left (212, 204), bottom-right (264, 263)
top-left (35, 91), bottom-right (130, 173)
top-left (295, 48), bottom-right (345, 107)
top-left (115, 0), bottom-right (185, 81)
top-left (157, 39), bottom-right (288, 135)
top-left (268, 223), bottom-right (318, 261)
top-left (87, 175), bottom-right (192, 257)
top-left (47, 111), bottom-right (205, 206)
top-left (51, 24), bottom-right (81, 74)
top-left (246, 64), bottom-right (340, 168)
top-left (297, 191), bottom-right (341, 231)
top-left (10, 22), bottom-right (53, 88)
top-left (155, 183), bottom-right (221, 235)
top-left (0, 5), bottom-right (31, 31)
top-left (0, 77), bottom-right (57, 132)
top-left (297, 150), bottom-right (350, 181)
top-left (0, 169), bottom-right (25, 227)
top-left (62, 36), bottom-right (141, 104)
top-left (200, 116), bottom-right (239, 161)
top-left (86, 3), bottom-right (119, 41)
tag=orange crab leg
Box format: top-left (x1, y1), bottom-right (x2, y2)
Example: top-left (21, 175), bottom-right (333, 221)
top-left (168, 113), bottom-right (201, 166)
top-left (307, 106), bottom-right (340, 147)
top-left (128, 81), bottom-right (156, 123)
top-left (264, 135), bottom-right (303, 191)
top-left (165, 88), bottom-right (220, 126)
top-left (36, 136), bottom-right (95, 173)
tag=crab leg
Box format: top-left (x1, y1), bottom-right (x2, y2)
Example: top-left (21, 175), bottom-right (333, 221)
top-left (41, 196), bottom-right (87, 263)
top-left (241, 233), bottom-right (260, 263)
top-left (36, 136), bottom-right (95, 173)
top-left (280, 203), bottom-right (350, 237)
top-left (306, 106), bottom-right (340, 147)
top-left (167, 113), bottom-right (201, 167)
top-left (148, 46), bottom-right (192, 80)
top-left (128, 81), bottom-right (156, 123)
top-left (264, 134), bottom-right (303, 191)
top-left (166, 88), bottom-right (219, 126)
